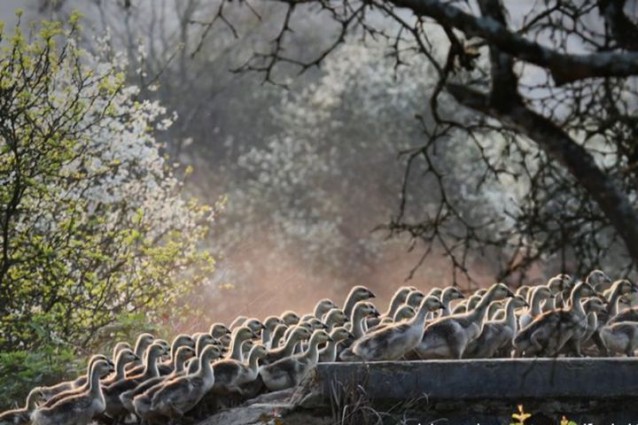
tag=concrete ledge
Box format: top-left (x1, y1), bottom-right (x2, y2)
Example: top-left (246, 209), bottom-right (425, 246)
top-left (316, 358), bottom-right (638, 401)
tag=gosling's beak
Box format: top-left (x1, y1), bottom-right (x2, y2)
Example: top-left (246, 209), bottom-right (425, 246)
top-left (506, 289), bottom-right (516, 298)
top-left (368, 290), bottom-right (376, 298)
top-left (457, 293), bottom-right (466, 299)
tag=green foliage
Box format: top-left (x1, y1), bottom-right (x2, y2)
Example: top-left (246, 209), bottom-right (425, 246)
top-left (0, 16), bottom-right (215, 352)
top-left (0, 346), bottom-right (77, 409)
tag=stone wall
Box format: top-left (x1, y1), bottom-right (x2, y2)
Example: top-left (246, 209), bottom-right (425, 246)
top-left (198, 359), bottom-right (638, 425)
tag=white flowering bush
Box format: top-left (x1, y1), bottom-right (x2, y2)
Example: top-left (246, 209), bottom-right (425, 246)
top-left (217, 40), bottom-right (453, 287)
top-left (0, 14), bottom-right (215, 355)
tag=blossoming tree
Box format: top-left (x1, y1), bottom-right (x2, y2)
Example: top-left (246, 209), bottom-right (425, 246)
top-left (0, 13), bottom-right (215, 353)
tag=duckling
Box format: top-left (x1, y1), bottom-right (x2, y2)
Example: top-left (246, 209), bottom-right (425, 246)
top-left (38, 355), bottom-right (109, 402)
top-left (543, 273), bottom-right (573, 311)
top-left (365, 305), bottom-right (416, 333)
top-left (427, 287), bottom-right (443, 299)
top-left (132, 346), bottom-right (222, 425)
top-left (514, 281), bottom-right (596, 357)
top-left (229, 316), bottom-right (248, 330)
top-left (546, 273), bottom-right (573, 294)
top-left (211, 344), bottom-right (268, 395)
top-left (599, 321), bottom-right (638, 356)
top-left (103, 350), bottom-right (138, 386)
top-left (451, 293), bottom-right (481, 315)
top-left (380, 286), bottom-right (416, 319)
top-left (405, 290), bottom-right (425, 309)
top-left (43, 352), bottom-right (134, 408)
top-left (394, 305), bottom-right (416, 322)
top-left (241, 339), bottom-right (255, 360)
top-left (562, 297), bottom-right (607, 356)
top-left (464, 296), bottom-right (529, 359)
top-left (367, 287), bottom-right (413, 329)
top-left (349, 296), bottom-right (444, 361)
top-left (519, 286), bottom-right (553, 330)
top-left (260, 330), bottom-right (332, 391)
top-left (414, 283), bottom-right (515, 359)
top-left (261, 316), bottom-right (284, 348)
top-left (604, 279), bottom-right (637, 321)
top-left (609, 307), bottom-right (638, 324)
top-left (210, 323), bottom-right (231, 339)
top-left (0, 386), bottom-right (42, 425)
top-left (475, 288), bottom-right (488, 297)
top-left (268, 324), bottom-right (289, 349)
top-left (451, 299), bottom-right (468, 314)
top-left (263, 326), bottom-right (312, 364)
top-left (31, 359), bottom-right (114, 425)
top-left (119, 346), bottom-right (196, 415)
top-left (343, 286), bottom-right (375, 318)
top-left (516, 285), bottom-right (531, 300)
top-left (322, 308), bottom-right (348, 332)
top-left (243, 318), bottom-right (265, 336)
top-left (124, 334), bottom-right (155, 372)
top-left (226, 327), bottom-right (258, 361)
top-left (148, 345), bottom-right (220, 423)
top-left (195, 333), bottom-right (219, 356)
top-left (103, 342), bottom-right (169, 423)
top-left (440, 287), bottom-right (465, 317)
top-left (486, 300), bottom-right (506, 321)
top-left (586, 269), bottom-right (613, 292)
top-left (346, 301), bottom-right (379, 338)
top-left (126, 339), bottom-right (171, 377)
top-left (319, 328), bottom-right (354, 363)
top-left (302, 316), bottom-right (328, 331)
top-left (314, 299), bottom-right (337, 319)
top-left (112, 342), bottom-right (133, 359)
top-left (466, 294), bottom-right (482, 311)
top-left (157, 335), bottom-right (196, 375)
top-left (280, 311), bottom-right (300, 326)
top-left (281, 321), bottom-right (312, 343)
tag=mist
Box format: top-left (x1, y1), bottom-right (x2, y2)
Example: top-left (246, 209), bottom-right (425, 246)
top-left (6, 0), bottom-right (536, 331)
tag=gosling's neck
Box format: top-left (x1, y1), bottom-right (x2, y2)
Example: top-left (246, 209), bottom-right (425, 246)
top-left (411, 301), bottom-right (431, 329)
top-left (530, 291), bottom-right (545, 316)
top-left (25, 388), bottom-right (40, 411)
top-left (303, 335), bottom-right (323, 364)
top-left (270, 327), bottom-right (287, 349)
top-left (229, 336), bottom-right (248, 360)
top-left (468, 292), bottom-right (493, 324)
top-left (504, 299), bottom-right (518, 334)
top-left (262, 328), bottom-right (274, 347)
top-left (88, 366), bottom-right (105, 399)
top-left (608, 285), bottom-right (625, 318)
top-left (114, 354), bottom-right (131, 380)
top-left (247, 350), bottom-right (261, 374)
top-left (351, 309), bottom-right (367, 338)
top-left (320, 339), bottom-right (338, 362)
top-left (569, 289), bottom-right (587, 318)
top-left (386, 291), bottom-right (408, 317)
top-left (145, 351), bottom-right (161, 378)
top-left (199, 356), bottom-right (214, 383)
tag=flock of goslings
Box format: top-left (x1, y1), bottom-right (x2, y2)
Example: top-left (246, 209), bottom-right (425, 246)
top-left (2, 269), bottom-right (638, 425)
